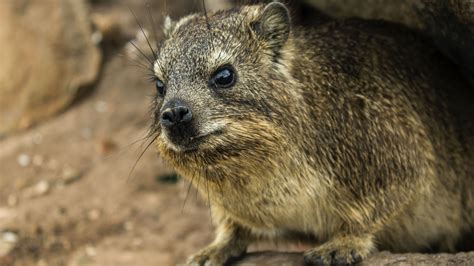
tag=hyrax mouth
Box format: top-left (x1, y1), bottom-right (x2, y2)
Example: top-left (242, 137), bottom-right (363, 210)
top-left (163, 127), bottom-right (223, 152)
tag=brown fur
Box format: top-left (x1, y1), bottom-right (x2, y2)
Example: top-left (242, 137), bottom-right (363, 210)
top-left (150, 3), bottom-right (474, 265)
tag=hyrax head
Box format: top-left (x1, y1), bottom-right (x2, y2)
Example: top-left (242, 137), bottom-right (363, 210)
top-left (152, 3), bottom-right (297, 160)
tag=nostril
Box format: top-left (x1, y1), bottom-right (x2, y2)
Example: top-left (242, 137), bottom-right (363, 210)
top-left (161, 109), bottom-right (175, 127)
top-left (176, 106), bottom-right (192, 123)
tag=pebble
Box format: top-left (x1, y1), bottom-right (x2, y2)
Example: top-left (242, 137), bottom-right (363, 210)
top-left (0, 231), bottom-right (18, 257)
top-left (23, 180), bottom-right (50, 198)
top-left (1, 232), bottom-right (17, 243)
top-left (17, 154), bottom-right (31, 167)
top-left (61, 166), bottom-right (82, 184)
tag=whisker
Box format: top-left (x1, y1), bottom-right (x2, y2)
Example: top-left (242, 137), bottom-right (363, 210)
top-left (195, 172), bottom-right (202, 200)
top-left (126, 132), bottom-right (159, 182)
top-left (128, 5), bottom-right (157, 60)
top-left (128, 40), bottom-right (154, 65)
top-left (189, 132), bottom-right (213, 141)
top-left (145, 2), bottom-right (160, 55)
top-left (117, 52), bottom-right (153, 71)
top-left (207, 114), bottom-right (247, 120)
top-left (99, 131), bottom-right (153, 162)
top-left (206, 178), bottom-right (213, 225)
top-left (215, 179), bottom-right (224, 195)
top-left (202, 0), bottom-right (211, 31)
top-left (127, 59), bottom-right (154, 72)
top-left (181, 174), bottom-right (196, 212)
top-left (131, 57), bottom-right (153, 70)
top-left (163, 0), bottom-right (168, 17)
top-left (202, 0), bottom-right (216, 53)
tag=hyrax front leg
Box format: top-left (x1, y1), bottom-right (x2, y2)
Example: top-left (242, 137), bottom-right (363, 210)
top-left (304, 234), bottom-right (375, 265)
top-left (187, 219), bottom-right (251, 266)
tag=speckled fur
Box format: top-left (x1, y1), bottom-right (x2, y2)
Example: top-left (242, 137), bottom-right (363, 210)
top-left (150, 3), bottom-right (474, 265)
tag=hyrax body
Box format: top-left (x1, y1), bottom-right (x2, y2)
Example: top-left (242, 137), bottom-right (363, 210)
top-left (150, 3), bottom-right (474, 265)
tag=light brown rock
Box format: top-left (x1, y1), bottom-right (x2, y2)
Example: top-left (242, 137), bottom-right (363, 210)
top-left (235, 251), bottom-right (474, 266)
top-left (0, 0), bottom-right (101, 136)
top-left (302, 0), bottom-right (474, 84)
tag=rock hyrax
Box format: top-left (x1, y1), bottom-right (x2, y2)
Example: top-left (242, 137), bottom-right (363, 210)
top-left (149, 2), bottom-right (474, 265)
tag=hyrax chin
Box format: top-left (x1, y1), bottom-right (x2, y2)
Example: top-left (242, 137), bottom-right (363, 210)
top-left (149, 2), bottom-right (474, 265)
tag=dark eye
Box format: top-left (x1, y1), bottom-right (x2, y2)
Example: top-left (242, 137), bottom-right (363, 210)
top-left (210, 66), bottom-right (236, 89)
top-left (155, 79), bottom-right (166, 96)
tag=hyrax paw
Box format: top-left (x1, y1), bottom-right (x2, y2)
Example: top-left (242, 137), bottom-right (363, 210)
top-left (303, 247), bottom-right (362, 266)
top-left (303, 236), bottom-right (373, 265)
top-left (186, 249), bottom-right (224, 266)
top-left (186, 244), bottom-right (246, 266)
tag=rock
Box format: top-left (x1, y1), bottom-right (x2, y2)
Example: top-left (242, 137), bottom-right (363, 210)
top-left (417, 0), bottom-right (474, 85)
top-left (16, 154), bottom-right (31, 167)
top-left (205, 0), bottom-right (233, 12)
top-left (61, 166), bottom-right (82, 185)
top-left (0, 0), bottom-right (101, 136)
top-left (301, 0), bottom-right (423, 26)
top-left (234, 251), bottom-right (474, 265)
top-left (0, 231), bottom-right (18, 257)
top-left (301, 0), bottom-right (474, 85)
top-left (22, 180), bottom-right (50, 198)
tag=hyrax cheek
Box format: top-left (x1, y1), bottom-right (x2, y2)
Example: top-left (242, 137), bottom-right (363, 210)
top-left (199, 120), bottom-right (229, 136)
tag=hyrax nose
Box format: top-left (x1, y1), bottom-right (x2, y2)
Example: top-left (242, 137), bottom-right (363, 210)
top-left (160, 100), bottom-right (193, 128)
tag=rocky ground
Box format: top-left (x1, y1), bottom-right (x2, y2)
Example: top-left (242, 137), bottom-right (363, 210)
top-left (0, 1), bottom-right (472, 266)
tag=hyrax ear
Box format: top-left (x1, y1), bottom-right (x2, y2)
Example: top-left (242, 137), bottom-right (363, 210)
top-left (163, 16), bottom-right (176, 37)
top-left (251, 2), bottom-right (291, 53)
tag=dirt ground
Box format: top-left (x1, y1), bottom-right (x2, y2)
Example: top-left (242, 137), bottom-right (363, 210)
top-left (0, 1), bottom-right (218, 265)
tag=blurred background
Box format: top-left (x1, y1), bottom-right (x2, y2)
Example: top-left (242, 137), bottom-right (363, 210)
top-left (0, 0), bottom-right (472, 265)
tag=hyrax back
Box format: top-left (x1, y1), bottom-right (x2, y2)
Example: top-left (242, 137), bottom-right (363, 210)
top-left (150, 2), bottom-right (474, 265)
